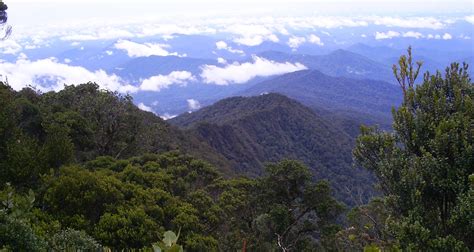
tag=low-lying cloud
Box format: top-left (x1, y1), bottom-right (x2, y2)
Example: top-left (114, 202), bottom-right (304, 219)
top-left (287, 34), bottom-right (324, 49)
top-left (215, 41), bottom-right (244, 55)
top-left (114, 40), bottom-right (184, 57)
top-left (375, 31), bottom-right (401, 40)
top-left (225, 24), bottom-right (279, 46)
top-left (466, 15), bottom-right (474, 25)
top-left (187, 99), bottom-right (201, 110)
top-left (140, 71), bottom-right (195, 91)
top-left (200, 56), bottom-right (306, 85)
top-left (287, 36), bottom-right (306, 49)
top-left (376, 30), bottom-right (453, 40)
top-left (370, 16), bottom-right (446, 29)
top-left (137, 103), bottom-right (154, 113)
top-left (0, 57), bottom-right (136, 93)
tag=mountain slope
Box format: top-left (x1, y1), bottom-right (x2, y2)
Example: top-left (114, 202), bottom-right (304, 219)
top-left (4, 83), bottom-right (234, 175)
top-left (240, 69), bottom-right (402, 125)
top-left (258, 49), bottom-right (394, 82)
top-left (170, 93), bottom-right (376, 205)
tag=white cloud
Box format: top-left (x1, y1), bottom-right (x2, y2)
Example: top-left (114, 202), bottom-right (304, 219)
top-left (402, 31), bottom-right (424, 39)
top-left (139, 24), bottom-right (216, 38)
top-left (140, 71), bottom-right (195, 91)
top-left (17, 53), bottom-right (28, 61)
top-left (0, 58), bottom-right (136, 93)
top-left (0, 40), bottom-right (23, 55)
top-left (160, 113), bottom-right (177, 120)
top-left (215, 41), bottom-right (228, 50)
top-left (225, 24), bottom-right (279, 46)
top-left (370, 16), bottom-right (445, 29)
top-left (215, 41), bottom-right (245, 55)
top-left (465, 15), bottom-right (474, 25)
top-left (217, 57), bottom-right (227, 64)
top-left (62, 28), bottom-right (135, 41)
top-left (200, 56), bottom-right (307, 85)
top-left (283, 16), bottom-right (369, 29)
top-left (287, 36), bottom-right (306, 49)
top-left (114, 40), bottom-right (183, 58)
top-left (308, 34), bottom-right (324, 46)
top-left (187, 99), bottom-right (201, 110)
top-left (64, 58), bottom-right (72, 63)
top-left (375, 31), bottom-right (400, 40)
top-left (427, 34), bottom-right (448, 40)
top-left (138, 103), bottom-right (154, 113)
top-left (442, 33), bottom-right (452, 40)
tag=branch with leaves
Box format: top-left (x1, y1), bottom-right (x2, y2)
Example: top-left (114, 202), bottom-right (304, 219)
top-left (392, 46), bottom-right (423, 101)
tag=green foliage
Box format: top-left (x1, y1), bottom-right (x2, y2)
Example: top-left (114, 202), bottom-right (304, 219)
top-left (0, 185), bottom-right (47, 251)
top-left (2, 54), bottom-right (471, 251)
top-left (153, 230), bottom-right (183, 252)
top-left (42, 122), bottom-right (74, 170)
top-left (171, 93), bottom-right (375, 206)
top-left (0, 82), bottom-right (232, 190)
top-left (95, 207), bottom-right (160, 249)
top-left (49, 228), bottom-right (101, 251)
top-left (353, 51), bottom-right (473, 249)
top-left (251, 160), bottom-right (344, 251)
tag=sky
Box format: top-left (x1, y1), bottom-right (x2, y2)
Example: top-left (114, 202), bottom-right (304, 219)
top-left (7, 0), bottom-right (474, 26)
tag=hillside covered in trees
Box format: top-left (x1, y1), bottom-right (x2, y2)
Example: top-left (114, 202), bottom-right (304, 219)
top-left (1, 48), bottom-right (473, 251)
top-left (170, 93), bottom-right (375, 205)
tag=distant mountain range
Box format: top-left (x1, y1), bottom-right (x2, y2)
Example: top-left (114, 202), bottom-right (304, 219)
top-left (125, 50), bottom-right (404, 119)
top-left (240, 69), bottom-right (402, 126)
top-left (5, 33), bottom-right (468, 120)
top-left (258, 49), bottom-right (395, 83)
top-left (170, 93), bottom-right (376, 205)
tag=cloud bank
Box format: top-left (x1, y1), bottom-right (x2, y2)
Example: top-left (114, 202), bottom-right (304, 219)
top-left (114, 40), bottom-right (184, 57)
top-left (187, 99), bottom-right (201, 110)
top-left (137, 103), bottom-right (154, 113)
top-left (200, 56), bottom-right (306, 85)
top-left (215, 41), bottom-right (244, 55)
top-left (0, 58), bottom-right (136, 93)
top-left (140, 71), bottom-right (195, 91)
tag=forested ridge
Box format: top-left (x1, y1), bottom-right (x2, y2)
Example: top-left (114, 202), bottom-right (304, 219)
top-left (1, 48), bottom-right (473, 251)
top-left (170, 93), bottom-right (375, 205)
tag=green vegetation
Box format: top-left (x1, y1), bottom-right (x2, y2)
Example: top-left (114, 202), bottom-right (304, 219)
top-left (170, 93), bottom-right (375, 206)
top-left (341, 49), bottom-right (473, 250)
top-left (1, 152), bottom-right (342, 251)
top-left (0, 48), bottom-right (472, 250)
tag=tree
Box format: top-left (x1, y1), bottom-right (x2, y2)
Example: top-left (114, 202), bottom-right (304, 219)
top-left (354, 48), bottom-right (473, 250)
top-left (0, 0), bottom-right (12, 40)
top-left (392, 46), bottom-right (423, 101)
top-left (41, 122), bottom-right (75, 171)
top-left (0, 184), bottom-right (47, 251)
top-left (252, 160), bottom-right (343, 251)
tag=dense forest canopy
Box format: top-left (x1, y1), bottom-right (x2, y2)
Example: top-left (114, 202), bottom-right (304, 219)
top-left (0, 47), bottom-right (473, 251)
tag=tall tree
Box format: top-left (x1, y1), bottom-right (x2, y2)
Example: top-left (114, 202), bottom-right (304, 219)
top-left (0, 0), bottom-right (12, 40)
top-left (354, 48), bottom-right (474, 250)
top-left (252, 160), bottom-right (343, 251)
